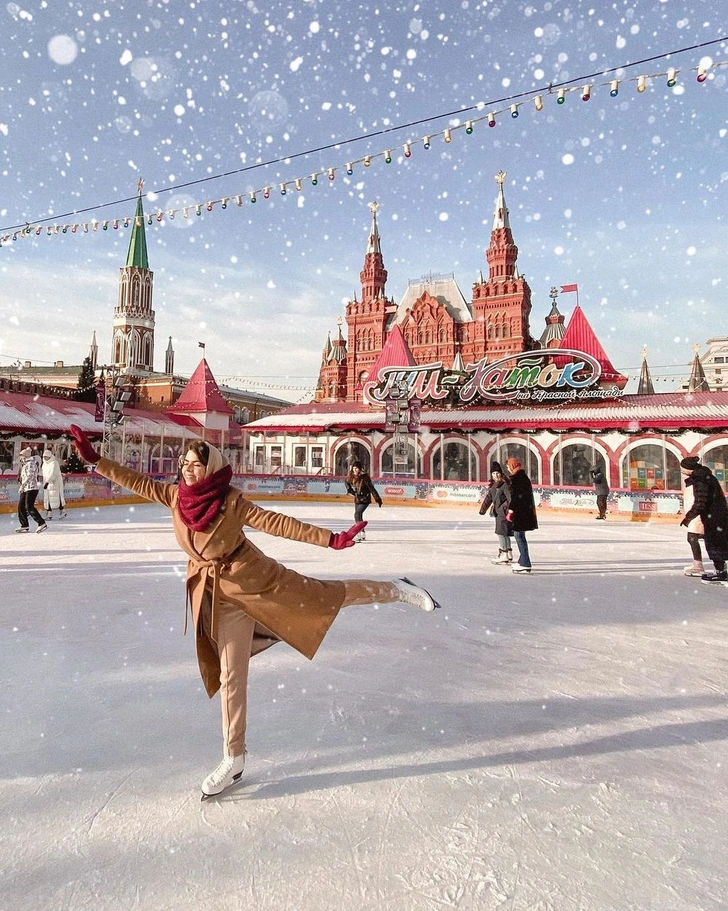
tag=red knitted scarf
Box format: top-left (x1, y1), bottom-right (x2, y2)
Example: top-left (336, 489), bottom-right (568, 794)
top-left (177, 464), bottom-right (233, 531)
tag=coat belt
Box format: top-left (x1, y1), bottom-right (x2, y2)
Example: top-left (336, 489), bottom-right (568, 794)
top-left (185, 540), bottom-right (247, 639)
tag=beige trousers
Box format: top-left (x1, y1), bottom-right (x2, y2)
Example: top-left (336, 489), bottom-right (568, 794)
top-left (199, 580), bottom-right (400, 757)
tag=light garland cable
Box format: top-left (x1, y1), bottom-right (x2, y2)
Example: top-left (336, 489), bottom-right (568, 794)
top-left (2, 35), bottom-right (725, 234)
top-left (1, 56), bottom-right (726, 247)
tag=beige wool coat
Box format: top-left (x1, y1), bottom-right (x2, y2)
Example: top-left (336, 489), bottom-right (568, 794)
top-left (95, 458), bottom-right (346, 697)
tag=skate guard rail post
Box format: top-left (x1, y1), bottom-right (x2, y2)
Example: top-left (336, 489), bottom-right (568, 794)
top-left (0, 471), bottom-right (684, 522)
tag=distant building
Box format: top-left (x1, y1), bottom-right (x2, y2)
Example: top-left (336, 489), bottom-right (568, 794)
top-left (245, 173), bottom-right (728, 493)
top-left (0, 183), bottom-right (289, 424)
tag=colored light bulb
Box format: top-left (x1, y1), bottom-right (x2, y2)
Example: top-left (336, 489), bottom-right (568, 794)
top-left (557, 88), bottom-right (566, 104)
top-left (610, 79), bottom-right (619, 97)
top-left (534, 95), bottom-right (544, 111)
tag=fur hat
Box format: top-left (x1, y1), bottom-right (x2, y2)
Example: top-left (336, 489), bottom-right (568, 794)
top-left (491, 461), bottom-right (503, 474)
top-left (680, 456), bottom-right (701, 470)
top-left (19, 447), bottom-right (32, 459)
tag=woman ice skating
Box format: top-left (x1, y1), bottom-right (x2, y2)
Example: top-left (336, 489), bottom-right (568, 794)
top-left (679, 455), bottom-right (728, 584)
top-left (69, 425), bottom-right (440, 800)
top-left (478, 464), bottom-right (513, 564)
top-left (16, 448), bottom-right (47, 534)
top-left (504, 457), bottom-right (538, 574)
top-left (680, 456), bottom-right (706, 576)
top-left (344, 461), bottom-right (382, 541)
top-left (41, 450), bottom-right (67, 520)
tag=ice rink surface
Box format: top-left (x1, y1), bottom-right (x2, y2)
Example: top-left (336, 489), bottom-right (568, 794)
top-left (2, 501), bottom-right (728, 911)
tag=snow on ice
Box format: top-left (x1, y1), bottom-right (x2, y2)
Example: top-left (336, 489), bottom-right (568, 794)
top-left (2, 501), bottom-right (728, 910)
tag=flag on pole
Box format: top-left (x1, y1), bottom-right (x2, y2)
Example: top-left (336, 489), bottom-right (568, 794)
top-left (560, 284), bottom-right (578, 293)
top-left (198, 341), bottom-right (206, 350)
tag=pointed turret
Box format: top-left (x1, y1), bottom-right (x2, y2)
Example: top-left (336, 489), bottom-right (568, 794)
top-left (167, 358), bottom-right (233, 434)
top-left (468, 171), bottom-right (534, 363)
top-left (558, 303), bottom-right (627, 389)
top-left (331, 322), bottom-right (347, 364)
top-left (321, 333), bottom-right (333, 365)
top-left (165, 336), bottom-right (175, 375)
top-left (359, 200), bottom-right (387, 303)
top-left (314, 321), bottom-right (348, 403)
top-left (687, 345), bottom-right (710, 393)
top-left (126, 192), bottom-right (150, 269)
top-left (89, 331), bottom-right (98, 371)
top-left (637, 347), bottom-right (655, 395)
top-left (491, 172), bottom-right (512, 232)
top-left (539, 287), bottom-right (566, 349)
top-left (345, 201), bottom-right (395, 399)
top-left (112, 179), bottom-right (155, 373)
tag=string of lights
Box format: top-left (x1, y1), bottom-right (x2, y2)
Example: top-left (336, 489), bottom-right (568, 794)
top-left (1, 43), bottom-right (725, 245)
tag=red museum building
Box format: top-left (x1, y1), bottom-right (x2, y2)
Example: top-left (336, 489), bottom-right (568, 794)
top-left (244, 173), bottom-right (728, 514)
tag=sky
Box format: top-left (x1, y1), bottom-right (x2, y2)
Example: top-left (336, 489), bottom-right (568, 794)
top-left (4, 500), bottom-right (728, 910)
top-left (0, 0), bottom-right (726, 402)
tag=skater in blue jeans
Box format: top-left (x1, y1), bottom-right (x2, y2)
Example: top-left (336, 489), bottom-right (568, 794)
top-left (504, 457), bottom-right (537, 573)
top-left (345, 461), bottom-right (382, 542)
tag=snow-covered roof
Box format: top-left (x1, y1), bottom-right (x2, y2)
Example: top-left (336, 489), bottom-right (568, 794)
top-left (0, 389), bottom-right (199, 438)
top-left (395, 274), bottom-right (473, 325)
top-left (245, 391), bottom-right (728, 434)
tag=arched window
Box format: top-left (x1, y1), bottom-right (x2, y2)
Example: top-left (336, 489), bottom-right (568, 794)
top-left (491, 442), bottom-right (540, 483)
top-left (552, 444), bottom-right (606, 486)
top-left (432, 440), bottom-right (478, 481)
top-left (334, 440), bottom-right (372, 476)
top-left (380, 439), bottom-right (422, 478)
top-left (622, 443), bottom-right (680, 492)
top-left (704, 444), bottom-right (728, 492)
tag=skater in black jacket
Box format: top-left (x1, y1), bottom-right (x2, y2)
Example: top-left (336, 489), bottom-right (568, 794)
top-left (345, 462), bottom-right (382, 542)
top-left (504, 457), bottom-right (538, 574)
top-left (679, 456), bottom-right (728, 584)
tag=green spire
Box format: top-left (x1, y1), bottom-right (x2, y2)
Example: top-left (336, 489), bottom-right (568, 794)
top-left (126, 182), bottom-right (149, 269)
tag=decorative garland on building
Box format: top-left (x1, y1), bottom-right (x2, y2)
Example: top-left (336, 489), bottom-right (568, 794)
top-left (1, 52), bottom-right (726, 248)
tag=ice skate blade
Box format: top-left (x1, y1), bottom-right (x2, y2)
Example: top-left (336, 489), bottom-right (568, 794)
top-left (200, 771), bottom-right (244, 801)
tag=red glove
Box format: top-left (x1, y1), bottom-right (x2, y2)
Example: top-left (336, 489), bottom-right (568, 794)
top-left (506, 510), bottom-right (514, 522)
top-left (329, 521), bottom-right (367, 549)
top-left (69, 424), bottom-right (101, 464)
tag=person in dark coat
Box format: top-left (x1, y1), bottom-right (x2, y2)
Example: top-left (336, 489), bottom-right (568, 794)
top-left (679, 455), bottom-right (728, 584)
top-left (504, 457), bottom-right (538, 573)
top-left (589, 465), bottom-right (610, 520)
top-left (479, 467), bottom-right (513, 563)
top-left (345, 461), bottom-right (382, 542)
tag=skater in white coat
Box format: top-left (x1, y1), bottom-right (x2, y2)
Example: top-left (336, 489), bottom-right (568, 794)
top-left (41, 450), bottom-right (67, 520)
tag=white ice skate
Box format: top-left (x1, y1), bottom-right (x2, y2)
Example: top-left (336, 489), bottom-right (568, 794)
top-left (395, 577), bottom-right (441, 612)
top-left (200, 753), bottom-right (246, 800)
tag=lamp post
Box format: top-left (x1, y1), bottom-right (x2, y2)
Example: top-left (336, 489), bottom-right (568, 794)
top-left (100, 367), bottom-right (133, 462)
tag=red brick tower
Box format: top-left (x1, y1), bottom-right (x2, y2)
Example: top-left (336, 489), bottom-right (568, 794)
top-left (345, 202), bottom-right (396, 399)
top-left (464, 170), bottom-right (534, 363)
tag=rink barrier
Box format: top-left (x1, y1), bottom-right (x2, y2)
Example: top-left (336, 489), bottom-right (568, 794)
top-left (0, 471), bottom-right (684, 522)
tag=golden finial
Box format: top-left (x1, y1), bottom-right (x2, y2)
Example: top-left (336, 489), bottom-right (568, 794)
top-left (495, 170), bottom-right (507, 185)
top-left (137, 177), bottom-right (145, 196)
top-left (641, 347), bottom-right (648, 360)
top-left (368, 200), bottom-right (380, 217)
